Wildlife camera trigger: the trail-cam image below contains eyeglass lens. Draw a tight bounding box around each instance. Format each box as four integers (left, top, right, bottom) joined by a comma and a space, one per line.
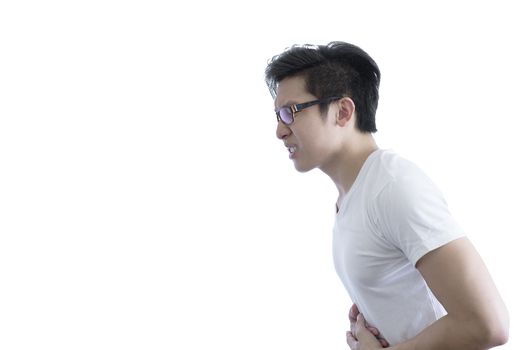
278, 108, 293, 125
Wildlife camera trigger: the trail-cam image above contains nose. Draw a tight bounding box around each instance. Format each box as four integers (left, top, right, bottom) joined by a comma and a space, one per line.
276, 120, 291, 140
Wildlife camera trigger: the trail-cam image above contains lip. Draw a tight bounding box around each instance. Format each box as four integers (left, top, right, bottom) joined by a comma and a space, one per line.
285, 144, 297, 159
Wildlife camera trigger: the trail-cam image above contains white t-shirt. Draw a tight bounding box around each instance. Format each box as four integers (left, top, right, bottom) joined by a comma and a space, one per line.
332, 149, 465, 346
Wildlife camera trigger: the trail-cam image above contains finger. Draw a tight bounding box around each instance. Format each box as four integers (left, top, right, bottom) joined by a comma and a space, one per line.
349, 312, 356, 333
379, 338, 390, 348
356, 314, 366, 329
355, 314, 378, 344
366, 325, 388, 344
366, 326, 379, 337
349, 303, 360, 321
346, 330, 358, 349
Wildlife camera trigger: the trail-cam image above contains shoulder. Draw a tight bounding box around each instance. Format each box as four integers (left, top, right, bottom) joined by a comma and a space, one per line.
368, 150, 440, 205
368, 151, 456, 230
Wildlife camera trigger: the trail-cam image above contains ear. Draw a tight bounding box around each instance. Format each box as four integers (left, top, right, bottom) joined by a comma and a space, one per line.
336, 97, 356, 127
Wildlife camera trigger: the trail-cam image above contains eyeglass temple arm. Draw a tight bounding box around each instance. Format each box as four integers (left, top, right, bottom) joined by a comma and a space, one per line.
294, 97, 343, 112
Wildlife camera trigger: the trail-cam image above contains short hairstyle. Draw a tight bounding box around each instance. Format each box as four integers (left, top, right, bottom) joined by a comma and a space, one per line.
265, 41, 381, 133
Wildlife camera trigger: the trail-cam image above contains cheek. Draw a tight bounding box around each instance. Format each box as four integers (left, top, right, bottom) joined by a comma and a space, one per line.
307, 132, 334, 153
294, 121, 334, 156
299, 139, 332, 167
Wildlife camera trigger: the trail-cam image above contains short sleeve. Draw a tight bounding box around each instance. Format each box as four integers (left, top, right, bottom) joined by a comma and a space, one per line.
373, 168, 466, 266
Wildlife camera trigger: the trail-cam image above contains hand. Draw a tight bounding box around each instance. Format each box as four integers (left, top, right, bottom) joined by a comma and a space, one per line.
348, 304, 389, 349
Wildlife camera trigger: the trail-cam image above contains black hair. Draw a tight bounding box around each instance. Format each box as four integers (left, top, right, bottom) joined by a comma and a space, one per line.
265, 41, 380, 133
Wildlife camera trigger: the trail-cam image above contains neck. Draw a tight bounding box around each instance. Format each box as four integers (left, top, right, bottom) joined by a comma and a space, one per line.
320, 133, 378, 200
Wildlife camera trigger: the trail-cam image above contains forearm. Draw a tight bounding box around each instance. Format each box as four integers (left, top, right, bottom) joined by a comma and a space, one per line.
390, 314, 506, 350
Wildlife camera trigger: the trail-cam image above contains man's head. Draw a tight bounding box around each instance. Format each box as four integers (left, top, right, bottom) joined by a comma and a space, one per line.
265, 41, 381, 133
265, 42, 381, 173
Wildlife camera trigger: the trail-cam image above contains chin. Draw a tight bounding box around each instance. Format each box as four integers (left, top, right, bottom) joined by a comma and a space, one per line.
293, 161, 315, 173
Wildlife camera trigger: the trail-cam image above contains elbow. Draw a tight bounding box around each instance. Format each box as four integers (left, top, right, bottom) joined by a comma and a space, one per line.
476, 308, 510, 348
483, 326, 509, 348
486, 319, 509, 347
493, 330, 509, 347
490, 306, 510, 347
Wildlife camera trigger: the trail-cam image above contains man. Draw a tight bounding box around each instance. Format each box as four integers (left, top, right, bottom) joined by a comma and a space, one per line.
265, 42, 509, 349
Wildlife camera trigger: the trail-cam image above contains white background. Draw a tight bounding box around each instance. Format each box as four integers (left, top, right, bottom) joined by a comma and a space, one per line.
1, 1, 523, 349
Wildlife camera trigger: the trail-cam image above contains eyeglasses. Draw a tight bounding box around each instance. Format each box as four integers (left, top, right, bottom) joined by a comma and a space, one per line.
275, 97, 342, 125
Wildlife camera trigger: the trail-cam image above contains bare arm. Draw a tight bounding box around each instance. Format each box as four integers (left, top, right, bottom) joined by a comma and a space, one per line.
349, 237, 509, 350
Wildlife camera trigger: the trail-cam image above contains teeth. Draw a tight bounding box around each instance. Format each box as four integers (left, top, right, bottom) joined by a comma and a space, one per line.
288, 146, 296, 154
